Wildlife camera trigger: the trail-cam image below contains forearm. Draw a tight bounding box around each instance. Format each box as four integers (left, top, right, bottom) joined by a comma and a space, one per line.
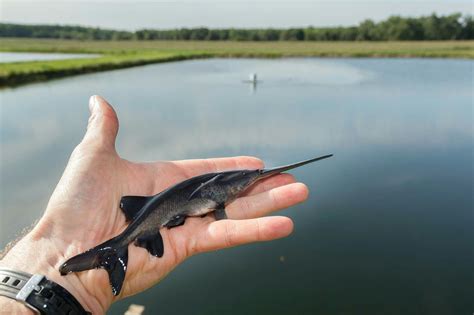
0, 224, 105, 314
0, 295, 34, 314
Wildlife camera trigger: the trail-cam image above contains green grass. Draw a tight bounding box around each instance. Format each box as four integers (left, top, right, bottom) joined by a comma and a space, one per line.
1, 39, 473, 87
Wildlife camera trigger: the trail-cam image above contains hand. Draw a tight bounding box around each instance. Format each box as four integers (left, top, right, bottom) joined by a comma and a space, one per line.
0, 95, 308, 314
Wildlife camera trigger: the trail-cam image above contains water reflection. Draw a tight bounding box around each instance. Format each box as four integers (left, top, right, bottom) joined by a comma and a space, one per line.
0, 58, 472, 314
0, 52, 101, 63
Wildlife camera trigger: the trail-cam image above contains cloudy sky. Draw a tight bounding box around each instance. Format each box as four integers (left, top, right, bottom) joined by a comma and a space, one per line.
0, 0, 472, 30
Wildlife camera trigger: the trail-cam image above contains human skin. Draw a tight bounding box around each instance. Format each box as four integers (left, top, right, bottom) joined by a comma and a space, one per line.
0, 95, 309, 314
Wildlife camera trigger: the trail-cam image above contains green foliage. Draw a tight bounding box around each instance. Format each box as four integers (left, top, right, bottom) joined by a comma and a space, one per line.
1, 13, 472, 41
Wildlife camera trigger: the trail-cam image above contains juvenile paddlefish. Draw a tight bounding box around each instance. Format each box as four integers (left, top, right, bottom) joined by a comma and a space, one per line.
59, 154, 333, 295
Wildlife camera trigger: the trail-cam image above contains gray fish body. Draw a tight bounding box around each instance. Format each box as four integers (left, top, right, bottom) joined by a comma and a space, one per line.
59, 154, 332, 296
117, 170, 260, 244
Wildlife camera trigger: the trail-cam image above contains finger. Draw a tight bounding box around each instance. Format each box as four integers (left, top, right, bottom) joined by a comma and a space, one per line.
172, 156, 264, 177
241, 173, 296, 197
126, 156, 264, 198
193, 216, 293, 253
82, 95, 119, 151
226, 183, 309, 220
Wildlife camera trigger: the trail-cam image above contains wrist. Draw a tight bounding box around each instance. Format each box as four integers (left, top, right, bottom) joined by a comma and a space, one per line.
0, 224, 105, 314
0, 295, 34, 314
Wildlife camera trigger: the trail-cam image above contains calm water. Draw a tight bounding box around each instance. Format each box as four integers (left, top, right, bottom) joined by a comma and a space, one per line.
0, 58, 472, 314
0, 52, 100, 63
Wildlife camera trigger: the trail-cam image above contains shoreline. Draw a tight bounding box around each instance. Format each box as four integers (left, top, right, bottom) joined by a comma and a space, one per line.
1, 39, 473, 87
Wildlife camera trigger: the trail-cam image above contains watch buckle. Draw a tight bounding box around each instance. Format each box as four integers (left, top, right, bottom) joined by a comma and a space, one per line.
16, 274, 44, 302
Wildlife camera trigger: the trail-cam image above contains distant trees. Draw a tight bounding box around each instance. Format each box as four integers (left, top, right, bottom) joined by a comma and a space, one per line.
0, 13, 472, 41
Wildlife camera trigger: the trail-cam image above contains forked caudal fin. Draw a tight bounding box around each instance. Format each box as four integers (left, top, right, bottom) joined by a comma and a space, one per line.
259, 154, 333, 179
59, 241, 128, 296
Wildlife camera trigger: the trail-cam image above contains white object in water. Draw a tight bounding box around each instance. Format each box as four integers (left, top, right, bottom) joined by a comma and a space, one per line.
243, 73, 261, 84
250, 73, 257, 82
124, 304, 145, 315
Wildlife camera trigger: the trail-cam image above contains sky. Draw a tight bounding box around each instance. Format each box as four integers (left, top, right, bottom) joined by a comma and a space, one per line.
0, 0, 472, 30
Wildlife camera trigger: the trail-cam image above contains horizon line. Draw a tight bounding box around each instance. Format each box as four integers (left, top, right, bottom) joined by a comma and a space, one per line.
1, 11, 470, 33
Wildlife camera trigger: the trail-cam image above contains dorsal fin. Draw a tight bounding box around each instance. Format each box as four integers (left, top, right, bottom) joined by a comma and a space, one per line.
188, 174, 224, 201
119, 195, 152, 221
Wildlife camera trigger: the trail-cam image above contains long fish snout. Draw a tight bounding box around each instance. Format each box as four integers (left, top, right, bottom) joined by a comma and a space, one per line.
258, 154, 333, 179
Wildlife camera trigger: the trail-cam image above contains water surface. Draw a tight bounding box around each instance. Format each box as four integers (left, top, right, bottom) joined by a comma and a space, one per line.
0, 52, 100, 63
0, 58, 472, 314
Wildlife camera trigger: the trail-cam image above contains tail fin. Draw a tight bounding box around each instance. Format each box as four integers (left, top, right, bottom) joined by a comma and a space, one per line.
259, 154, 333, 179
59, 242, 128, 296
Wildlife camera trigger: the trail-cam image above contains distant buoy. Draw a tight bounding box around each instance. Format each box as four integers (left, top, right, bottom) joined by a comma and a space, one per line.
242, 73, 261, 84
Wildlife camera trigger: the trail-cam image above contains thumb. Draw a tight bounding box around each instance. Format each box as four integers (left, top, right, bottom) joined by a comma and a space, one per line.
83, 95, 119, 151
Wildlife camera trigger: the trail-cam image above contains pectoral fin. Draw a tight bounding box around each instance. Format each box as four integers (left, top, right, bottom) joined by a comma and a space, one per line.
165, 215, 187, 229
134, 232, 164, 258
120, 195, 153, 221
214, 205, 227, 220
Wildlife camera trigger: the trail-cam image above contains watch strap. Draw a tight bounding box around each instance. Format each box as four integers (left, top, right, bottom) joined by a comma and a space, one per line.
0, 268, 91, 315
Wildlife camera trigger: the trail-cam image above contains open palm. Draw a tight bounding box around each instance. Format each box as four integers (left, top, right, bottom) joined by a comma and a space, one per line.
33, 96, 308, 313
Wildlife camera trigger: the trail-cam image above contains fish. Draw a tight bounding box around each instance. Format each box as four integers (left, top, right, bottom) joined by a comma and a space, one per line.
59, 154, 333, 296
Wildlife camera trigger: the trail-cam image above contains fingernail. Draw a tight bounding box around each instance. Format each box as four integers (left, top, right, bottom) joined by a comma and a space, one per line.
89, 95, 98, 112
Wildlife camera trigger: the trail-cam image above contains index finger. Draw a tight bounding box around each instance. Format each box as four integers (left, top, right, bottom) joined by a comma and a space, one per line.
171, 156, 264, 177
192, 216, 294, 254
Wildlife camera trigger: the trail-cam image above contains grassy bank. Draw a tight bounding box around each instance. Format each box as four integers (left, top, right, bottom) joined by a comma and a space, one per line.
1, 39, 473, 87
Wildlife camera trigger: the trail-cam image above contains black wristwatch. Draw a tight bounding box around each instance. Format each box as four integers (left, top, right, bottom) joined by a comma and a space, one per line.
0, 268, 91, 314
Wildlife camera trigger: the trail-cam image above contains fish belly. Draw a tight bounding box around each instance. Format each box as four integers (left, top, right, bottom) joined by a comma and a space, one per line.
186, 199, 218, 217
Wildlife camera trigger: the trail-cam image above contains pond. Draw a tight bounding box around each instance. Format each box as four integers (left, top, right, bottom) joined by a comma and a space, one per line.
0, 52, 100, 63
0, 58, 472, 314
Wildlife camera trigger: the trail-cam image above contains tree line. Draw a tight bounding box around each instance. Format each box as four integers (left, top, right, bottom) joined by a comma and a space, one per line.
1, 13, 472, 41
